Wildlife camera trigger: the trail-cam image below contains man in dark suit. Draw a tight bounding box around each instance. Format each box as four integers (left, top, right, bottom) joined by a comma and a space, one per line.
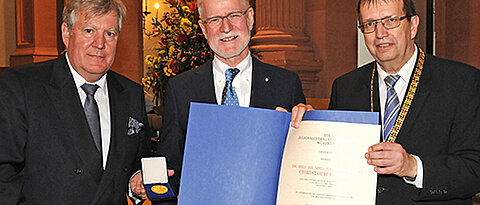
329, 0, 480, 204
129, 0, 312, 202
0, 0, 151, 204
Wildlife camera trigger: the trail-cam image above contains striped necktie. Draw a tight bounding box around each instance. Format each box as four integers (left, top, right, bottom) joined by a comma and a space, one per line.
383, 75, 401, 141
221, 68, 240, 106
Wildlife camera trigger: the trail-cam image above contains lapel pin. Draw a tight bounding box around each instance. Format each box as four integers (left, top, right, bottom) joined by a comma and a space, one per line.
265, 77, 269, 82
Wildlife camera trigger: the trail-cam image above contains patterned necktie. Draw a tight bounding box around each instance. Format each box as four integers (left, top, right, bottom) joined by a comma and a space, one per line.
221, 68, 240, 106
81, 83, 102, 153
383, 75, 401, 142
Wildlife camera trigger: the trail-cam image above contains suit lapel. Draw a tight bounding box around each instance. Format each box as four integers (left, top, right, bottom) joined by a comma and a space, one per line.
360, 63, 380, 113
397, 53, 431, 139
250, 57, 270, 107
44, 55, 104, 183
92, 72, 130, 202
193, 61, 217, 103
373, 66, 381, 113
369, 65, 382, 141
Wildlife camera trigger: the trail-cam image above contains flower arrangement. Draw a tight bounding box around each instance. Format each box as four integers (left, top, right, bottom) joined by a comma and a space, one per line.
142, 0, 213, 107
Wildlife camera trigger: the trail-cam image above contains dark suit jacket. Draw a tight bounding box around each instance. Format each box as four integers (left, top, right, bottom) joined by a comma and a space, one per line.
0, 54, 151, 205
329, 51, 480, 204
156, 56, 306, 198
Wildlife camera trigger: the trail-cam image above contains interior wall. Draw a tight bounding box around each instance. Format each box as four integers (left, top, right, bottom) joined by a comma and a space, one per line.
307, 0, 358, 98
110, 0, 144, 83
414, 0, 427, 50
0, 0, 16, 68
435, 0, 480, 69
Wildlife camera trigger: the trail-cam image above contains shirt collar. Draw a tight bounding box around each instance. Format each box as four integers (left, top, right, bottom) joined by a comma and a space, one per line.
377, 44, 418, 84
212, 51, 252, 75
66, 52, 108, 93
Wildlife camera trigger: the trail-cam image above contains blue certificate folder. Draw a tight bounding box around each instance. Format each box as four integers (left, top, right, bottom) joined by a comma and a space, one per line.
178, 102, 378, 205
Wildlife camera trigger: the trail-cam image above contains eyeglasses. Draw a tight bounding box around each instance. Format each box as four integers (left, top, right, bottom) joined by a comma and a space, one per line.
358, 15, 408, 34
201, 8, 250, 27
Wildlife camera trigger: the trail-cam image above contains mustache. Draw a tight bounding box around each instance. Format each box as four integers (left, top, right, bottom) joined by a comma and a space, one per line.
216, 32, 241, 41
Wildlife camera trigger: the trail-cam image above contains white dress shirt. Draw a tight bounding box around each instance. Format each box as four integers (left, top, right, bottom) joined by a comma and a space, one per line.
376, 45, 423, 188
66, 53, 111, 169
212, 52, 252, 107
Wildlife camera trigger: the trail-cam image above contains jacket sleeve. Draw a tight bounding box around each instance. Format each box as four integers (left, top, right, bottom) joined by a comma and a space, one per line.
328, 78, 338, 110
134, 85, 153, 172
156, 80, 183, 197
417, 70, 480, 201
292, 73, 306, 109
0, 70, 27, 204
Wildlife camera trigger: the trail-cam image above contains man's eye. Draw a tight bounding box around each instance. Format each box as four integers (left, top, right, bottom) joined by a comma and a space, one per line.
229, 13, 242, 19
365, 22, 374, 27
388, 18, 397, 22
106, 32, 116, 37
207, 18, 220, 24
85, 29, 94, 33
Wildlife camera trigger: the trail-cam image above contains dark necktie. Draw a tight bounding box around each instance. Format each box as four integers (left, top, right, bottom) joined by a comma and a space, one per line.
221, 68, 240, 106
383, 75, 401, 141
81, 83, 102, 154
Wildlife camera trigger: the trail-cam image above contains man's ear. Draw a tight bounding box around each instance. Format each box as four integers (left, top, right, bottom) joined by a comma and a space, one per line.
409, 15, 420, 39
198, 20, 208, 41
61, 22, 71, 49
246, 7, 254, 32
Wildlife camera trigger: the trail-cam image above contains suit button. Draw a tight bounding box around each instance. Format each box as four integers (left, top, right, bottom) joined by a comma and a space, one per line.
74, 168, 82, 175
377, 186, 385, 194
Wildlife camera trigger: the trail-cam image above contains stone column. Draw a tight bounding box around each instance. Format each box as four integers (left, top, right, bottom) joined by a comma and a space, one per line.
251, 0, 321, 97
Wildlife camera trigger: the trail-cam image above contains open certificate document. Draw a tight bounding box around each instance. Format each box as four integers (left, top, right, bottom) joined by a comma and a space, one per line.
277, 120, 380, 204
179, 103, 380, 205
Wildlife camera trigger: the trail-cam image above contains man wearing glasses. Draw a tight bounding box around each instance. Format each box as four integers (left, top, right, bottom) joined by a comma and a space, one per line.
329, 0, 480, 204
130, 0, 312, 202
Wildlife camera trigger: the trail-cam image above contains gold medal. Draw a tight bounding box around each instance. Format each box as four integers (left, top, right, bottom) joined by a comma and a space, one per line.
151, 185, 169, 194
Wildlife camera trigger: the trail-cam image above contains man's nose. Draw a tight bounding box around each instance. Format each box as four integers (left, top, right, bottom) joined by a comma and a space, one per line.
92, 33, 106, 49
375, 23, 389, 39
219, 18, 233, 33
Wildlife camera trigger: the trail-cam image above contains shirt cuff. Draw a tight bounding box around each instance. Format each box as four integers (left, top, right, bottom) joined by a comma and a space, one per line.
403, 154, 423, 188
128, 170, 143, 204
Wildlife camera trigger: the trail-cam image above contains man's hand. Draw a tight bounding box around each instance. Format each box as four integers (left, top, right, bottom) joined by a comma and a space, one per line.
130, 170, 175, 200
276, 103, 314, 128
130, 172, 147, 200
365, 142, 417, 178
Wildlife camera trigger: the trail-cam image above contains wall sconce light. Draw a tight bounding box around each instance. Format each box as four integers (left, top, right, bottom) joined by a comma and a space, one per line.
155, 3, 160, 19
142, 0, 152, 30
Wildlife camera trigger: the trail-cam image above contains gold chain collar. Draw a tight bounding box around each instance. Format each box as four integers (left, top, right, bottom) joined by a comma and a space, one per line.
370, 48, 425, 143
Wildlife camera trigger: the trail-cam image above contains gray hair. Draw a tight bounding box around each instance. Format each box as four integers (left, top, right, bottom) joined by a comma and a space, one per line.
198, 0, 250, 19
62, 0, 126, 32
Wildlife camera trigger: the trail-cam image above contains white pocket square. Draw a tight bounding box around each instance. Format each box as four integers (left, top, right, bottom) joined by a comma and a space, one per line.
127, 117, 144, 136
